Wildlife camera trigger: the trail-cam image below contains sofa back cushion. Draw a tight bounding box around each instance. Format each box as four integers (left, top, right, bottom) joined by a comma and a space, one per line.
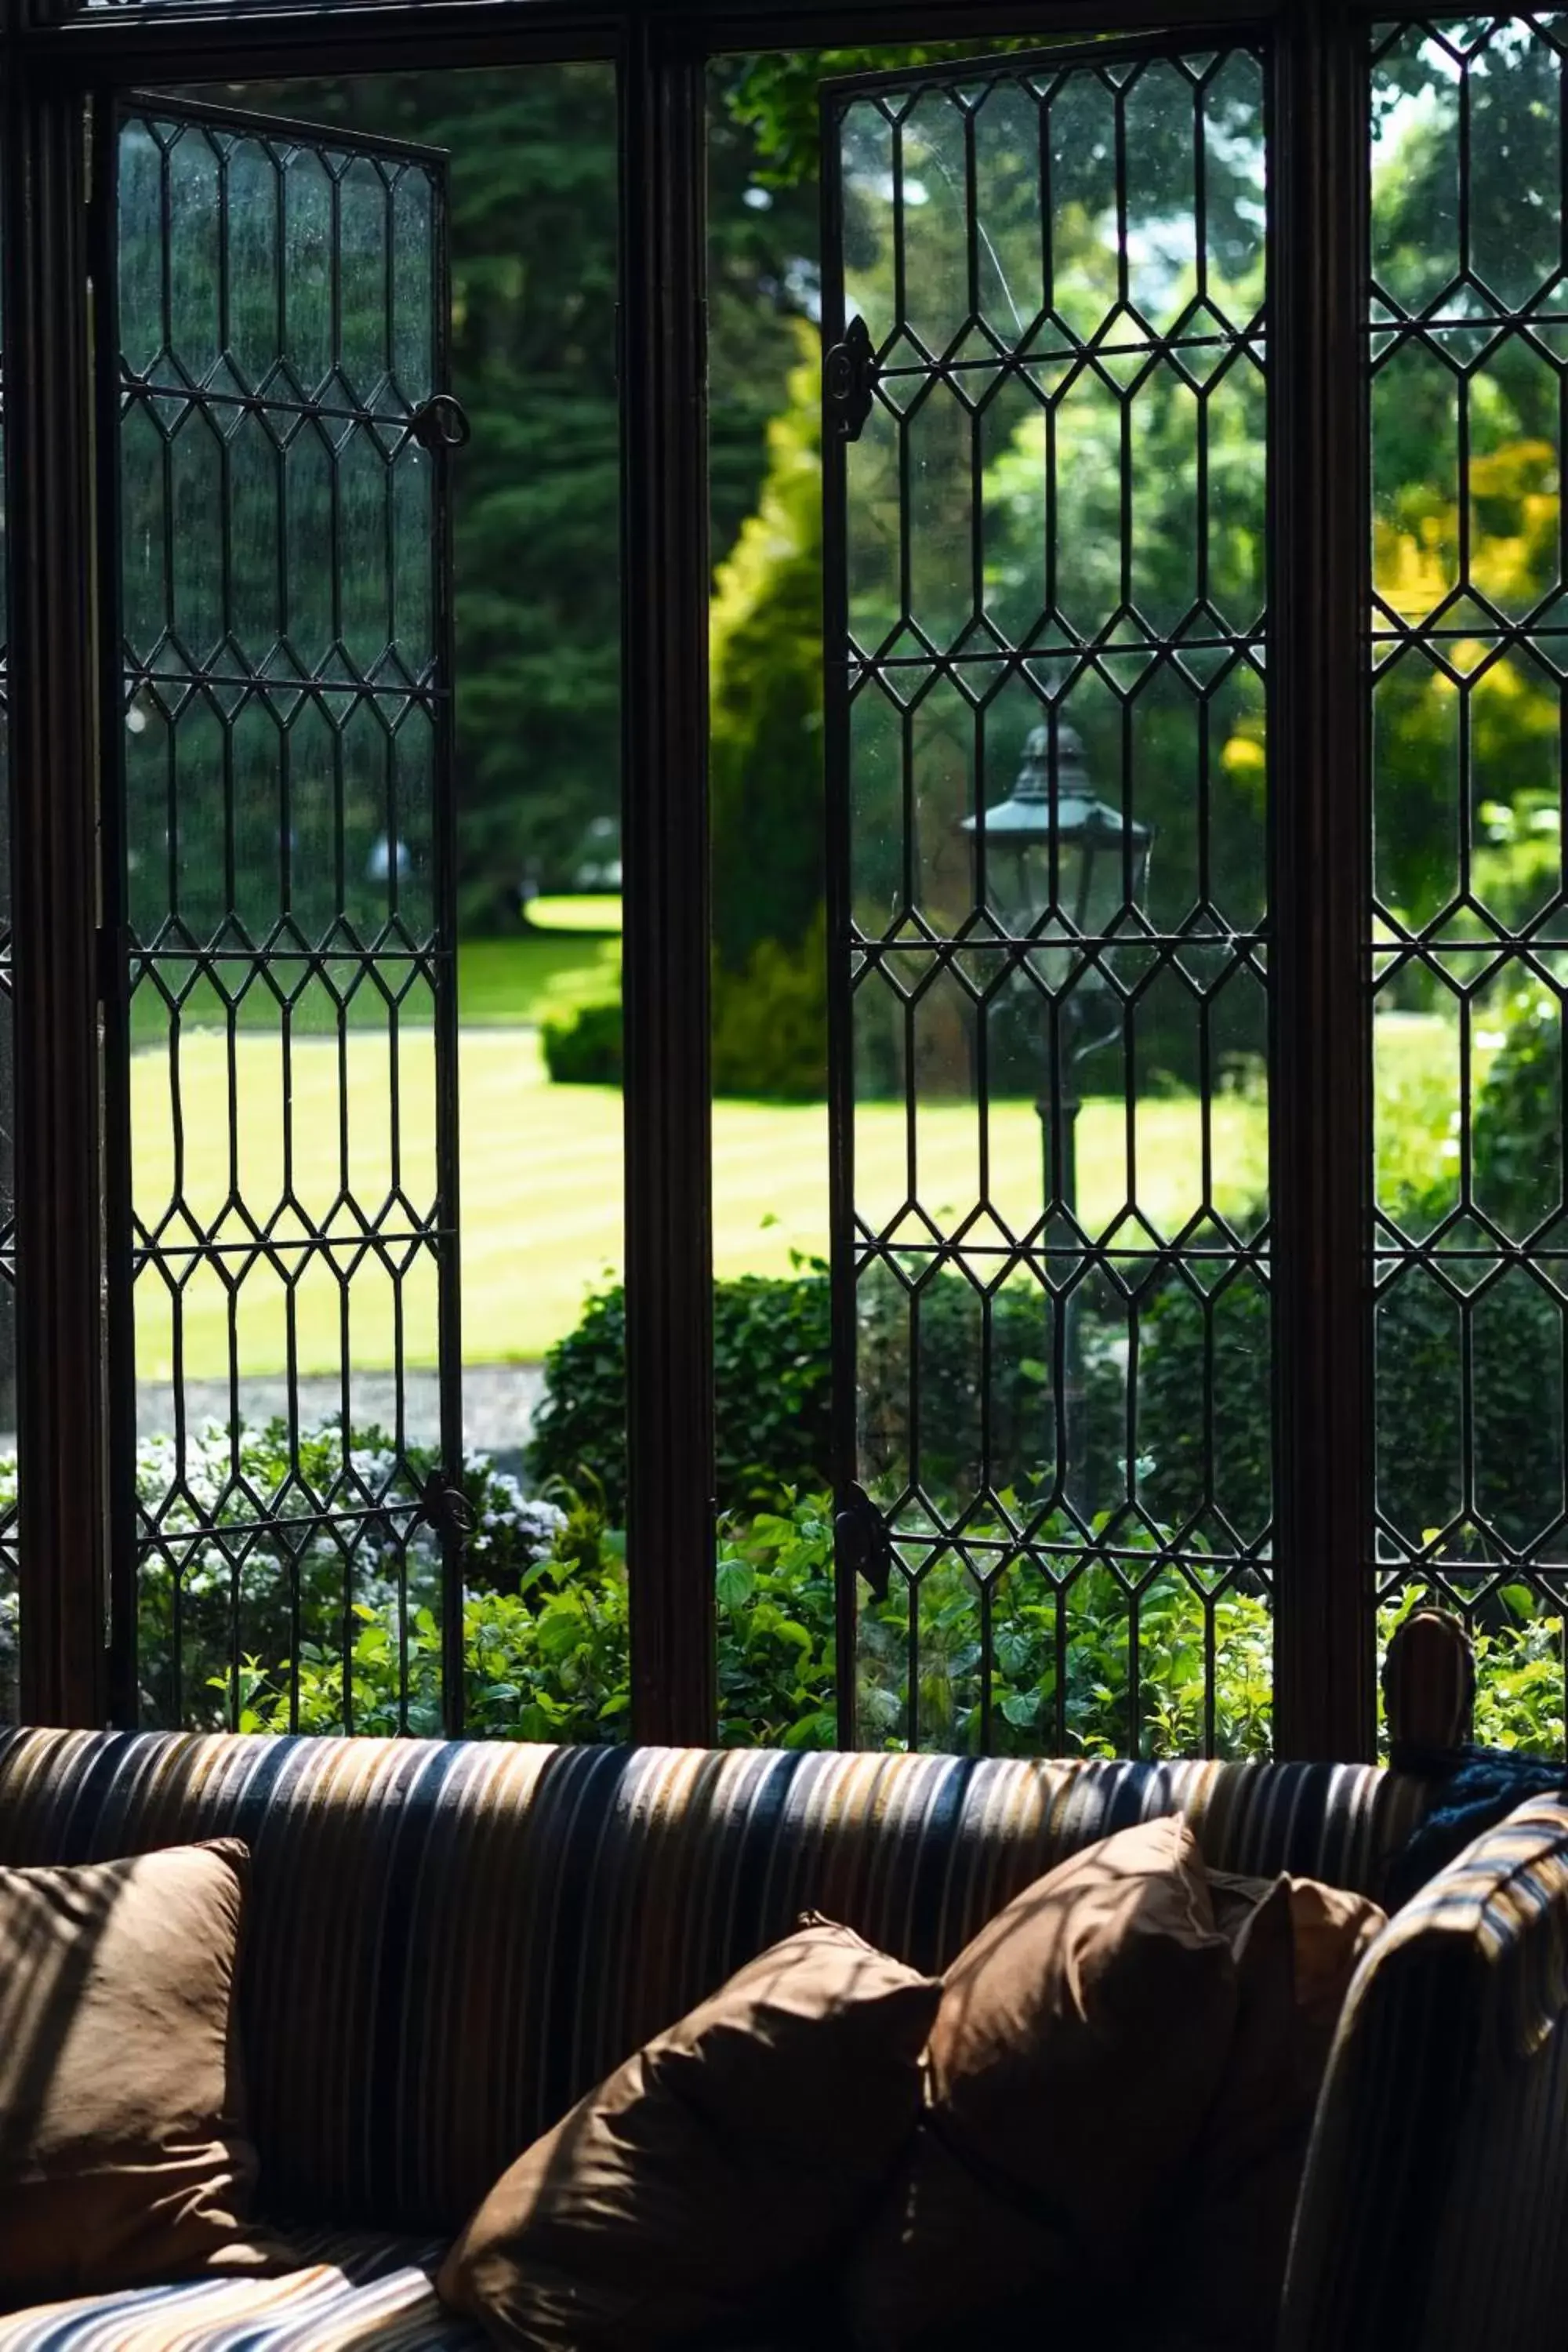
0, 1730, 1427, 2237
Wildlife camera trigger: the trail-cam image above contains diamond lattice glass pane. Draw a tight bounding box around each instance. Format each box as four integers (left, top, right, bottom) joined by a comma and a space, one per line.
830, 46, 1272, 1759
0, 226, 14, 1717
115, 102, 458, 1733
1371, 20, 1568, 1741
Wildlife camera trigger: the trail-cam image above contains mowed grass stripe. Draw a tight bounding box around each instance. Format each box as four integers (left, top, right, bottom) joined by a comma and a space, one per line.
130, 1030, 1269, 1379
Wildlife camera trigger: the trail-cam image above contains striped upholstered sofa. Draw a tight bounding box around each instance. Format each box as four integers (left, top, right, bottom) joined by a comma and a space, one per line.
0, 1730, 1563, 2349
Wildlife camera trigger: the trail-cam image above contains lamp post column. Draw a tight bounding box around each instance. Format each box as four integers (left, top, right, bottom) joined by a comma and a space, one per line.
1041, 993, 1085, 1518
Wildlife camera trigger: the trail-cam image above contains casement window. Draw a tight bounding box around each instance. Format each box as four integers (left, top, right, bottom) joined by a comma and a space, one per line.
103, 98, 464, 1730
0, 3, 1559, 1765
822, 42, 1275, 1757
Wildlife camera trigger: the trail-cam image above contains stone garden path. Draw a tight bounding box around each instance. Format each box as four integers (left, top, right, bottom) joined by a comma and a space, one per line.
132, 1363, 548, 1479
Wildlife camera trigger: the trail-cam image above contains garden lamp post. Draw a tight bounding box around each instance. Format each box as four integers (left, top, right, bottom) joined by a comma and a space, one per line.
961, 724, 1152, 1501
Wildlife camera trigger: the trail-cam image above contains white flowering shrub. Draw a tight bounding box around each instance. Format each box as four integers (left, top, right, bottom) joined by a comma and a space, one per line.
0, 1418, 621, 1739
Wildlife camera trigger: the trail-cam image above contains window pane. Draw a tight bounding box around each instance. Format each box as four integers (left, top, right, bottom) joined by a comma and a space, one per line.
119, 71, 626, 1740
0, 256, 15, 1725
1371, 16, 1568, 1755
707, 64, 835, 1750
832, 50, 1272, 1758
118, 106, 455, 1732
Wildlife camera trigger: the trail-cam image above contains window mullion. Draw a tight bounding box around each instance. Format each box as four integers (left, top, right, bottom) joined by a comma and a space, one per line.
4, 75, 108, 1728
619, 19, 717, 1744
1270, 0, 1374, 1759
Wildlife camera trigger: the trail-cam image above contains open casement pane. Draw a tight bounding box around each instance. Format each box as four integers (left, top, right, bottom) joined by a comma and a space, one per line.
1369, 17, 1568, 1756
0, 258, 14, 1724
822, 42, 1273, 1759
104, 96, 464, 1733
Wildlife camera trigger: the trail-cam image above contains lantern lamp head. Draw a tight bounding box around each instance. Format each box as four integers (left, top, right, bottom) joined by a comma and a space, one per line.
960, 724, 1152, 940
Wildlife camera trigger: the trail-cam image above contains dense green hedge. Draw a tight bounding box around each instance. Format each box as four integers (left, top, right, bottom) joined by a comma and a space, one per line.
717, 985, 1568, 1562
529, 1276, 835, 1519
114, 1443, 1563, 1758
19, 1410, 1554, 1757
530, 1267, 1130, 1521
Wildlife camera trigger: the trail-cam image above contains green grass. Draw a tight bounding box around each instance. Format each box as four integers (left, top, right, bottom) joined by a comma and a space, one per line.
1374, 1007, 1498, 1211
129, 989, 1465, 1381
128, 935, 617, 1045
521, 895, 623, 935
130, 1027, 1271, 1380
459, 936, 618, 1025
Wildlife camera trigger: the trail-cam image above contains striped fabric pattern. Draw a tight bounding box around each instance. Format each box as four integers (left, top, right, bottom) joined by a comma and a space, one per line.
0, 1730, 1428, 2241
0, 2229, 481, 2351
1282, 1794, 1568, 2352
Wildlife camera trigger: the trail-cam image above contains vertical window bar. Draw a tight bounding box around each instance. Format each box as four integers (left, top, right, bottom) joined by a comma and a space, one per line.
89, 88, 141, 1730
8, 78, 108, 1727
619, 20, 717, 1745
431, 143, 464, 1732
1271, 2, 1374, 1756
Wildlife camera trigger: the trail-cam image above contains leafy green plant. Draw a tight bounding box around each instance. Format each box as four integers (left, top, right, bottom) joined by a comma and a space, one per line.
717, 1492, 837, 1749
116, 1417, 573, 1735
853, 1529, 1274, 1762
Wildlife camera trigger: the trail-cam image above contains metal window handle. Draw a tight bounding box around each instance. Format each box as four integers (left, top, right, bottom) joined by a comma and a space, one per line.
824, 315, 876, 444
411, 394, 472, 455
420, 1472, 476, 1544
835, 1481, 891, 1600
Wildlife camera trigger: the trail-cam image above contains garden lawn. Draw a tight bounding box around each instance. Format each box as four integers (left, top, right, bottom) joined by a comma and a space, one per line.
126, 935, 618, 1046
130, 1026, 1272, 1380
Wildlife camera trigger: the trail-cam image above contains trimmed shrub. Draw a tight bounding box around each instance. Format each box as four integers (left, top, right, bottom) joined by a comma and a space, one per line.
528, 1276, 834, 1519
856, 1267, 1126, 1515
1138, 1275, 1274, 1544
543, 923, 828, 1102
531, 1268, 1129, 1522
541, 996, 622, 1085
711, 916, 829, 1100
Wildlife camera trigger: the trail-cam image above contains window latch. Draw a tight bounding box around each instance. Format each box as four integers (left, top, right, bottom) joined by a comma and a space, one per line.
420, 1471, 476, 1548
835, 1481, 891, 1600
824, 314, 877, 445
410, 394, 472, 456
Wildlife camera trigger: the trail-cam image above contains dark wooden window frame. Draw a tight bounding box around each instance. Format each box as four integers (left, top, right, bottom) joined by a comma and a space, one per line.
1, 0, 1383, 1756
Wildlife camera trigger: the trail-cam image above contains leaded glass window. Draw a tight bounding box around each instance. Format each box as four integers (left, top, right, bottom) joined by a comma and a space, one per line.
822, 43, 1272, 1757
1371, 16, 1568, 1750
104, 98, 463, 1731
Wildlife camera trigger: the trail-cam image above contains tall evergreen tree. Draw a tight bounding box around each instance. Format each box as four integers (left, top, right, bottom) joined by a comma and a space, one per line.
209, 63, 818, 929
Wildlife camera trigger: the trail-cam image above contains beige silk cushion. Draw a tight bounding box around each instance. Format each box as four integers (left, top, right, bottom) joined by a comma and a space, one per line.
848, 1814, 1240, 2350
0, 1838, 279, 2303
439, 1916, 942, 2350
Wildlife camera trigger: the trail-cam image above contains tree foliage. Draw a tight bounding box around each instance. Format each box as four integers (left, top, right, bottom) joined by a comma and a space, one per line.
208, 64, 819, 929
710, 321, 825, 977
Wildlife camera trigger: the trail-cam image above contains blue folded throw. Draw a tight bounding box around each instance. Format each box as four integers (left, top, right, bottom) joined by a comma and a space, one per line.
1384, 1740, 1568, 1913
